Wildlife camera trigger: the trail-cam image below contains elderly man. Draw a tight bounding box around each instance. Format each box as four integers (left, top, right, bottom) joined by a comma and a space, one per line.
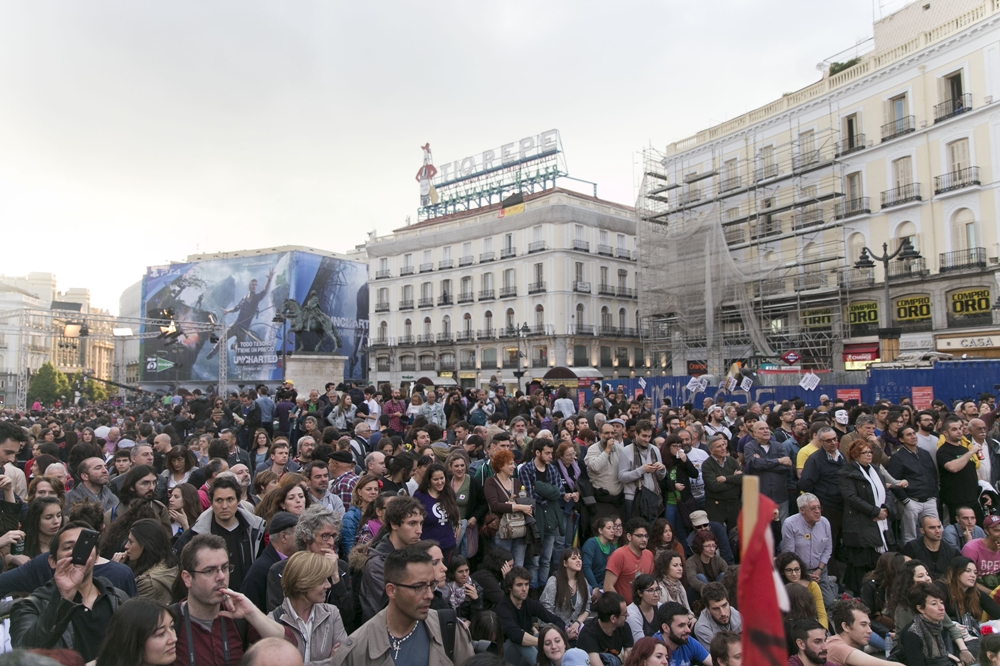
970, 418, 1000, 490
419, 390, 446, 428
744, 420, 793, 522
365, 450, 387, 478
585, 423, 625, 522
782, 493, 836, 606
264, 505, 354, 629
839, 415, 887, 468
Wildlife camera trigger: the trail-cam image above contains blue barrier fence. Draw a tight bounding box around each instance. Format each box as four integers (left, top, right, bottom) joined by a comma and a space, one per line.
574, 360, 1000, 408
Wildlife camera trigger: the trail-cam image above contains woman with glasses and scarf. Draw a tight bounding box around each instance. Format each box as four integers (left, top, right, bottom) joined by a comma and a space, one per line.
839, 439, 892, 596
901, 582, 957, 666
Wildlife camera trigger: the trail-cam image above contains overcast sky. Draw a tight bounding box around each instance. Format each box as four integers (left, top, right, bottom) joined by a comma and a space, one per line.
1, 0, 902, 313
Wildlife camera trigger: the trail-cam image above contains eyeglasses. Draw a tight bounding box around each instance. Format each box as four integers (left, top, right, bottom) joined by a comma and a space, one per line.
389, 580, 439, 594
643, 587, 661, 594
784, 566, 801, 574
189, 564, 234, 577
315, 531, 339, 543
858, 450, 873, 455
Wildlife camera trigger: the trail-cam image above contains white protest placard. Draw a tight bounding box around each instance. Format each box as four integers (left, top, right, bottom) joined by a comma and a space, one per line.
698, 377, 710, 393
638, 377, 647, 389
726, 377, 738, 392
799, 373, 820, 391
686, 376, 703, 392
740, 376, 753, 392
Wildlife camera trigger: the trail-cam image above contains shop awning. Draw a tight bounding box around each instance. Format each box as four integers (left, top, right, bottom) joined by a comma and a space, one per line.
542, 366, 604, 380
843, 343, 880, 362
415, 375, 458, 387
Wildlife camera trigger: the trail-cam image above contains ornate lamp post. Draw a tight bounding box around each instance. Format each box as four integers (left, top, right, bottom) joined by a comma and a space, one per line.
854, 239, 922, 362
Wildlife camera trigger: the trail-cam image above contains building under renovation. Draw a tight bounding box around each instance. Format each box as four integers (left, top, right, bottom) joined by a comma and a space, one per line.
638, 0, 1000, 377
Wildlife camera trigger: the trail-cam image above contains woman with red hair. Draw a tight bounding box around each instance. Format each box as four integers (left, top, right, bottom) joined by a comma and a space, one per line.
483, 449, 534, 567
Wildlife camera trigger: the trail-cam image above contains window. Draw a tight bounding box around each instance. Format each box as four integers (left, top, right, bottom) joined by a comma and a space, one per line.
404, 319, 412, 336
379, 258, 388, 272
423, 318, 432, 335
575, 262, 584, 282
441, 316, 450, 335
402, 285, 413, 301
616, 347, 630, 366
600, 266, 609, 286
618, 308, 627, 330
890, 94, 908, 122
535, 305, 544, 328
617, 233, 626, 250
503, 268, 515, 289
848, 233, 867, 262
482, 273, 493, 291
573, 345, 589, 367
403, 253, 412, 268
576, 303, 585, 327
798, 130, 815, 165
635, 348, 645, 368
601, 307, 611, 328
599, 230, 608, 245
506, 308, 515, 331
484, 311, 493, 331
600, 346, 612, 367
461, 276, 472, 295
892, 157, 913, 189
532, 226, 542, 242
842, 113, 860, 146
442, 246, 451, 261
423, 249, 432, 263
758, 146, 775, 178
378, 287, 388, 304
462, 242, 472, 256
723, 158, 738, 184
503, 233, 513, 251
896, 221, 918, 252
948, 139, 969, 173
462, 313, 472, 333
617, 270, 627, 290
421, 282, 432, 299
441, 279, 451, 299
945, 72, 964, 104
846, 172, 863, 201
952, 208, 977, 250
575, 224, 584, 240
483, 237, 493, 252
482, 348, 497, 367
533, 263, 543, 283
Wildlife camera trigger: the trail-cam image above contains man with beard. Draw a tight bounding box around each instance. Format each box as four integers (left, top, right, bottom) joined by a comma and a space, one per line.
915, 410, 939, 457
789, 619, 834, 666
620, 420, 666, 523
170, 534, 288, 666
66, 457, 119, 513
653, 601, 710, 666
383, 388, 408, 437
693, 583, 742, 646
585, 424, 625, 522
293, 435, 316, 467
107, 465, 170, 528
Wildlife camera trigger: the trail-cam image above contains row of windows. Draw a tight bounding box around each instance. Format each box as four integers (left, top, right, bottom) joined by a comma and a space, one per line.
377, 345, 648, 370
373, 306, 642, 339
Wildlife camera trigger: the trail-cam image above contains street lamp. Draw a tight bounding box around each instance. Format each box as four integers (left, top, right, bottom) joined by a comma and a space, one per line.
854, 239, 922, 361
272, 306, 294, 383
514, 321, 530, 393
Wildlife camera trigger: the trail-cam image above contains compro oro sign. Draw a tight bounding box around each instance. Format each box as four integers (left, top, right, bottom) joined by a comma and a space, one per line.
848, 301, 879, 336
895, 294, 932, 332
947, 288, 992, 328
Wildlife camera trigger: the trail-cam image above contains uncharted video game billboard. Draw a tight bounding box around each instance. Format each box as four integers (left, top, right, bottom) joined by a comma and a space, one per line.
140, 251, 368, 387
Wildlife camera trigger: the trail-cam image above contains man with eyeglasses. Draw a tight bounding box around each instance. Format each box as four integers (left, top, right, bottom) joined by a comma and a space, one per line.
887, 424, 939, 543
173, 476, 266, 592
799, 426, 847, 577
604, 518, 653, 600
334, 545, 474, 666
265, 505, 354, 630
495, 565, 565, 666
782, 493, 836, 607
171, 533, 290, 666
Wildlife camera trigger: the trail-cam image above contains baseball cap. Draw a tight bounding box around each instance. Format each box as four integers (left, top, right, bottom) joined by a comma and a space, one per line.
562, 649, 591, 666
690, 510, 709, 527
268, 511, 299, 535
116, 439, 136, 449
608, 418, 626, 426
834, 409, 849, 425
985, 515, 1000, 530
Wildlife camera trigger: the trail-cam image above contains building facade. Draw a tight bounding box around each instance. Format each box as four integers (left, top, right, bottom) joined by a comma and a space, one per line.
639, 0, 1000, 374
366, 188, 640, 390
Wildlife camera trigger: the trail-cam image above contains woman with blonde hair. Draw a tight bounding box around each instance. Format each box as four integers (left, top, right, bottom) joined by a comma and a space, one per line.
269, 551, 348, 665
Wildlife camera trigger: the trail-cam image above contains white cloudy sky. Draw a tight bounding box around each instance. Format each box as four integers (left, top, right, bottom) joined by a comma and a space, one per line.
1, 0, 901, 313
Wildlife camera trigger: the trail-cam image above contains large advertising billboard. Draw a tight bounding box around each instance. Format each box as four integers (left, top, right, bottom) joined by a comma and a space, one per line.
141, 251, 368, 386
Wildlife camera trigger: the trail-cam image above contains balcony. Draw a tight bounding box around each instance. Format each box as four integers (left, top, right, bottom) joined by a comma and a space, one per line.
837, 134, 866, 156
755, 218, 781, 238
794, 272, 828, 291
498, 327, 521, 339
528, 241, 546, 254
499, 286, 517, 298
724, 226, 746, 245
455, 330, 474, 342
881, 115, 915, 141
940, 247, 987, 272
834, 197, 871, 219
678, 190, 701, 206
573, 239, 590, 252
480, 251, 495, 263
437, 294, 452, 306
502, 359, 519, 369
617, 286, 636, 299
419, 359, 436, 371
840, 267, 875, 289
793, 150, 823, 172
574, 325, 595, 335
599, 326, 639, 338
460, 361, 477, 370
439, 259, 453, 270
439, 358, 456, 371
374, 302, 390, 313
371, 336, 389, 347
531, 359, 548, 368
754, 164, 778, 182
573, 281, 591, 293
457, 292, 474, 304
400, 361, 416, 371
417, 334, 435, 345
398, 335, 416, 345
478, 289, 495, 301
598, 244, 614, 257
436, 332, 453, 343
419, 263, 434, 273
375, 269, 392, 280
752, 278, 785, 298
888, 257, 928, 280
615, 247, 630, 259
934, 166, 980, 194
881, 183, 921, 208
528, 281, 547, 294
934, 94, 971, 123
500, 247, 516, 259
477, 328, 496, 340
719, 175, 742, 192
400, 266, 414, 276
399, 300, 414, 310
459, 255, 474, 267
598, 283, 616, 296
418, 297, 434, 308
376, 360, 391, 372
792, 207, 824, 230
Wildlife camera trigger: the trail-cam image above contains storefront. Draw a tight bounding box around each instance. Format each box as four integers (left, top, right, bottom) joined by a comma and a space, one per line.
935, 330, 1000, 358
843, 342, 880, 370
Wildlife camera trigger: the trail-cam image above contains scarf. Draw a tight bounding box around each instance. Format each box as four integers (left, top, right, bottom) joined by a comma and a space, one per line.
909, 614, 947, 661
660, 578, 687, 608
937, 434, 980, 469
558, 459, 580, 491
858, 463, 888, 552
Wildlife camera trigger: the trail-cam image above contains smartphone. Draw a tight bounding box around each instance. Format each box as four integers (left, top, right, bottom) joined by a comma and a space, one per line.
71, 528, 100, 566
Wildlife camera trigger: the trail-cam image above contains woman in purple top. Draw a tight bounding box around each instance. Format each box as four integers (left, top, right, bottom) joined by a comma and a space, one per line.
414, 463, 460, 562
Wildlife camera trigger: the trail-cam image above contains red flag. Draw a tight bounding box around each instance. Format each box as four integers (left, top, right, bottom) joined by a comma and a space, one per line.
738, 492, 787, 666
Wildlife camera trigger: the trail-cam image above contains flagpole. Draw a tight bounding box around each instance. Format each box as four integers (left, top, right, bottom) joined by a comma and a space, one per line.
740, 474, 759, 559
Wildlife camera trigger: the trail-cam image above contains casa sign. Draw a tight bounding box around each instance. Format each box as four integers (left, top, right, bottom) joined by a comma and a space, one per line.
936, 332, 1000, 350
434, 130, 561, 185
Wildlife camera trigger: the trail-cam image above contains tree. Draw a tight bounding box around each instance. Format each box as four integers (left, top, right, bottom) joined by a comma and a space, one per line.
27, 362, 71, 406
83, 379, 108, 403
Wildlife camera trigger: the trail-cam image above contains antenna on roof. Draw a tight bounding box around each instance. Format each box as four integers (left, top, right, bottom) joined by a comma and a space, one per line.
405, 215, 411, 226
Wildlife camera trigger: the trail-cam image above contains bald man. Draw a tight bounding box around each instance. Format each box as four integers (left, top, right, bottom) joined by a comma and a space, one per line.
969, 418, 1000, 489
240, 637, 303, 666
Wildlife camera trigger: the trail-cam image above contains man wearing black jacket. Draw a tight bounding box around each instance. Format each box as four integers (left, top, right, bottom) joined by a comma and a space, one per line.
798, 427, 846, 580
495, 566, 565, 666
235, 393, 262, 450
240, 511, 297, 610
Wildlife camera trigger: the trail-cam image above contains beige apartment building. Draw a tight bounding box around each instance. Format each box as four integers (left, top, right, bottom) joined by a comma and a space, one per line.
639, 0, 1000, 375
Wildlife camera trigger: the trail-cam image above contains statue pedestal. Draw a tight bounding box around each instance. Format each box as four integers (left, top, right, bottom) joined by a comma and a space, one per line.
285, 353, 348, 392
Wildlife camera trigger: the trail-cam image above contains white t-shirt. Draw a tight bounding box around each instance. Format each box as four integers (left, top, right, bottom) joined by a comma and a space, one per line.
685, 447, 709, 499
554, 398, 577, 418
916, 431, 939, 459
365, 398, 380, 428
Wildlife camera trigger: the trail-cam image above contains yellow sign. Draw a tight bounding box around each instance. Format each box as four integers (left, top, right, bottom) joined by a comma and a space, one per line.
950, 288, 992, 315
498, 203, 525, 218
896, 295, 931, 321
848, 301, 879, 325
802, 309, 832, 329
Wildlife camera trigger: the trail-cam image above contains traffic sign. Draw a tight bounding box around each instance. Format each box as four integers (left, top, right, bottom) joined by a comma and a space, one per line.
781, 351, 801, 365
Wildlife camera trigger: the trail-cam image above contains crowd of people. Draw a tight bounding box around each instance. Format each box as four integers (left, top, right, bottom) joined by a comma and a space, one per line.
1, 379, 1000, 666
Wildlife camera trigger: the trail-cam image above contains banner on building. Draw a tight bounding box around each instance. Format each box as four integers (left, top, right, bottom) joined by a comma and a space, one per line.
848, 301, 880, 336
947, 287, 992, 328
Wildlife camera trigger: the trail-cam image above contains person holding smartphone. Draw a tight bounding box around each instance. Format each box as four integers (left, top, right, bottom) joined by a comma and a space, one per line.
10, 521, 130, 662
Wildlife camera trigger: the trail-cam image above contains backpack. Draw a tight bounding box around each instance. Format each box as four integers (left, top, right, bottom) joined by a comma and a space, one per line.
469, 408, 487, 427
438, 608, 457, 663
